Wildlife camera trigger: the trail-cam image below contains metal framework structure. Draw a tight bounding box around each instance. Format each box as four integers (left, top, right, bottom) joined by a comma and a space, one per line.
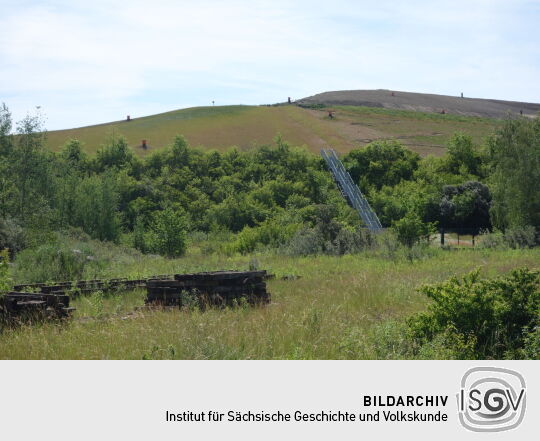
320, 148, 383, 231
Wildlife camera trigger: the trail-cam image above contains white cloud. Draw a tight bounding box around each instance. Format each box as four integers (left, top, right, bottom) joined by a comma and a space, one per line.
0, 0, 538, 129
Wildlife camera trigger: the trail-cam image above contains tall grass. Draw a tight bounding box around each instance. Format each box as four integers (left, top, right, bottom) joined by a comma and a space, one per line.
1, 248, 538, 359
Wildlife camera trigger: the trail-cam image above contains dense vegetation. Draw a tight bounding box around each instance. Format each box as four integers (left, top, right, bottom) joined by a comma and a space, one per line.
1, 103, 538, 262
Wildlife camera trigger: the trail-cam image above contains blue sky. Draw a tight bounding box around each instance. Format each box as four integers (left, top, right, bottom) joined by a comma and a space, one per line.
1, 0, 539, 130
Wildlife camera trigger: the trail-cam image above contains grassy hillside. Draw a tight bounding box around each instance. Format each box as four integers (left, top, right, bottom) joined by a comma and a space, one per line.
45, 104, 502, 157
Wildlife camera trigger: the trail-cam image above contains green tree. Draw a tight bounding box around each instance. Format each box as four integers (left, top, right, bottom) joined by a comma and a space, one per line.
59, 139, 88, 169
95, 135, 133, 171
0, 248, 12, 293
344, 141, 420, 191
488, 118, 540, 229
72, 173, 121, 242
148, 208, 187, 257
392, 212, 434, 248
445, 133, 481, 176
10, 112, 53, 221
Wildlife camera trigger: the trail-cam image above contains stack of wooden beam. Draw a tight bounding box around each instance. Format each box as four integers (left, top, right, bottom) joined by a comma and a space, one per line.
145, 270, 270, 308
0, 291, 74, 322
11, 276, 174, 298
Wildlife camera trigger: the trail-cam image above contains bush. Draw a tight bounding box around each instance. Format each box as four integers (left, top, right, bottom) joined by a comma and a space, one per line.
13, 243, 106, 283
504, 225, 537, 249
286, 228, 324, 256
408, 268, 540, 359
0, 248, 12, 292
478, 229, 506, 249
146, 208, 187, 258
479, 226, 537, 250
330, 228, 375, 255
392, 213, 434, 248
0, 217, 25, 256
226, 218, 300, 255
521, 324, 540, 359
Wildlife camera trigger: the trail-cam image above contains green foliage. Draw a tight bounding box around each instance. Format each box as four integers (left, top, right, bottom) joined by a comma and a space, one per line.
408, 268, 540, 359
488, 117, 540, 229
343, 140, 420, 191
0, 217, 26, 256
59, 139, 88, 169
146, 208, 187, 258
503, 226, 537, 249
286, 205, 374, 256
439, 181, 491, 230
71, 173, 121, 242
13, 243, 105, 283
226, 218, 301, 255
392, 213, 434, 248
0, 100, 537, 262
480, 226, 537, 250
95, 135, 133, 171
445, 133, 482, 176
0, 248, 12, 293
132, 217, 148, 253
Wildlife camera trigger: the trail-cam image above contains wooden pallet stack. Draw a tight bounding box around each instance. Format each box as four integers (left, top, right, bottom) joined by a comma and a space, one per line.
145, 270, 270, 308
0, 291, 74, 322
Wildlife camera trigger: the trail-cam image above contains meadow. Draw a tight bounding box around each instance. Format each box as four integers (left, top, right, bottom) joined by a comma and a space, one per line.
1, 246, 538, 360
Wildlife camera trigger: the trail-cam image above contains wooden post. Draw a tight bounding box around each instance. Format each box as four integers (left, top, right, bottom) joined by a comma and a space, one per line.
440, 228, 445, 246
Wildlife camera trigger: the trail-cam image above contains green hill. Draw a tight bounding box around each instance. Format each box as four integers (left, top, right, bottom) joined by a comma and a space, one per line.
45, 103, 503, 157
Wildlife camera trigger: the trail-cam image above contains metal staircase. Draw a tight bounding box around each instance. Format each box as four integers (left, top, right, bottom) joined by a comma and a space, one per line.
320, 148, 383, 231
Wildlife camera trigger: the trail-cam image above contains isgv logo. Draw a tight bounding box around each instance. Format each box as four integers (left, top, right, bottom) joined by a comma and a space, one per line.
457, 367, 526, 432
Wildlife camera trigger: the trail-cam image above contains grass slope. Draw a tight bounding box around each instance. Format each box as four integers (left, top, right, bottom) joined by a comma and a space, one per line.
1, 248, 538, 359
45, 104, 502, 158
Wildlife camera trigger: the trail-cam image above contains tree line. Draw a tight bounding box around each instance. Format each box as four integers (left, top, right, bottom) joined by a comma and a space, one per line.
1, 102, 539, 257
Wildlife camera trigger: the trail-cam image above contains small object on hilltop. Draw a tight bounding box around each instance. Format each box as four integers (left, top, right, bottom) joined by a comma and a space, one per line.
127, 115, 131, 121
145, 270, 271, 309
139, 139, 150, 150
461, 92, 463, 98
391, 91, 395, 96
212, 100, 215, 106
520, 109, 523, 115
441, 109, 446, 114
328, 110, 334, 119
288, 97, 291, 104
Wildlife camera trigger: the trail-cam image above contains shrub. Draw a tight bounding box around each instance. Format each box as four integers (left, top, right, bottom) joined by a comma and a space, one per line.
147, 208, 187, 258
286, 228, 324, 256
408, 268, 540, 359
522, 324, 540, 359
392, 213, 434, 248
13, 243, 106, 283
132, 217, 148, 253
227, 219, 300, 254
0, 217, 25, 256
0, 248, 12, 292
478, 229, 506, 249
504, 226, 537, 249
330, 227, 375, 255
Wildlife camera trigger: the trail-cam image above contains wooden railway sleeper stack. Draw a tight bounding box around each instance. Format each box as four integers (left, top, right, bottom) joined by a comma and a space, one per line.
145, 270, 271, 309
0, 292, 75, 323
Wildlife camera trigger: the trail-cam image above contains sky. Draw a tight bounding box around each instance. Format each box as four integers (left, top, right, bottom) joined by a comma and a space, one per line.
1, 0, 539, 130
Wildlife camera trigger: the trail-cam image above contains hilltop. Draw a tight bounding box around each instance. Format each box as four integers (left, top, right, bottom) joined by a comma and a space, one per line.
43, 89, 539, 157
298, 89, 540, 118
